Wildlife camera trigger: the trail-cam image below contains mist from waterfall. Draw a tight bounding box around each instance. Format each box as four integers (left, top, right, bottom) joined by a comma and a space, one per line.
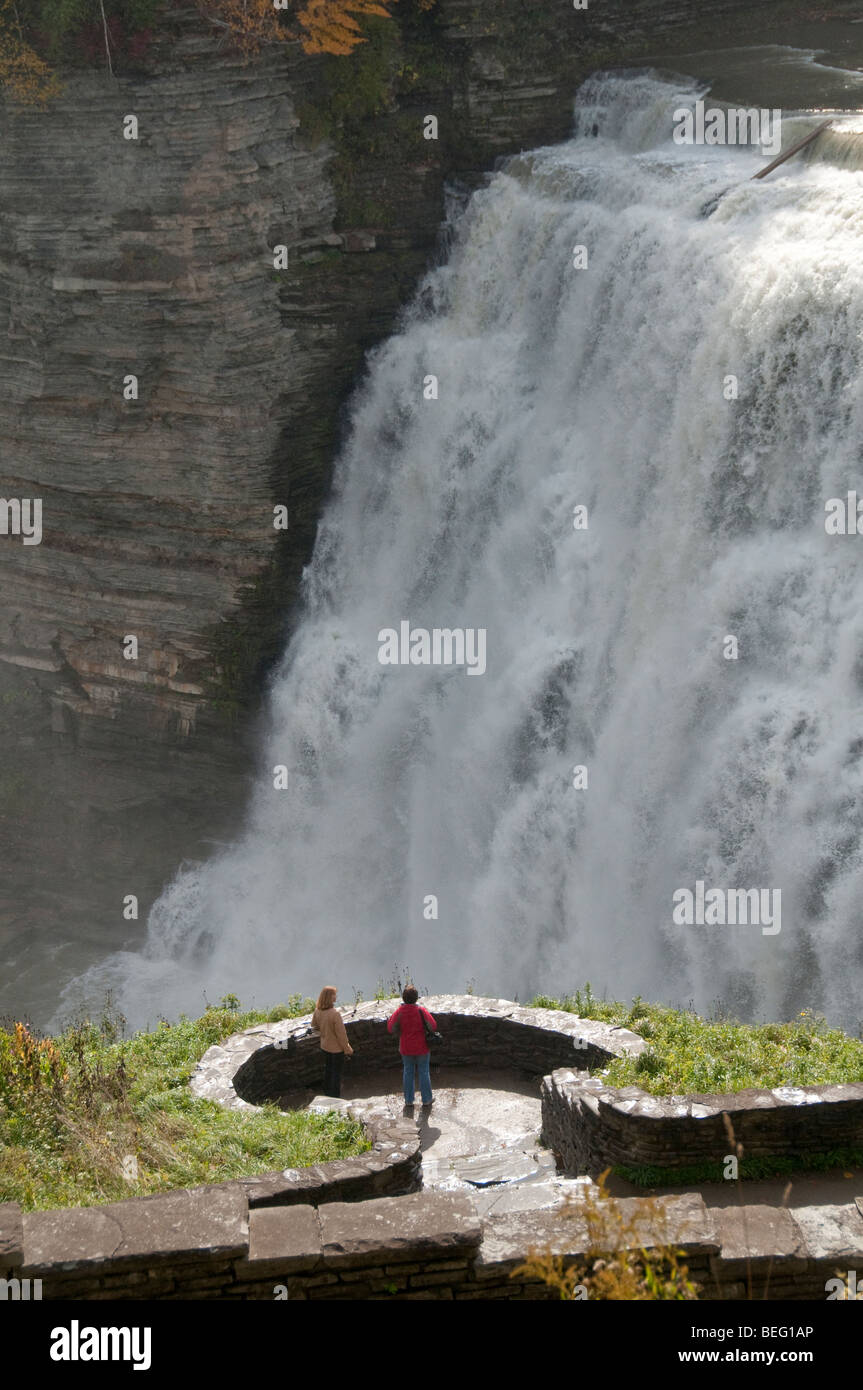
63, 72, 863, 1033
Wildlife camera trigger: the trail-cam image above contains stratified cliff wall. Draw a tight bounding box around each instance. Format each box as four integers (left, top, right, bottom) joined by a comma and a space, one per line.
0, 0, 811, 1018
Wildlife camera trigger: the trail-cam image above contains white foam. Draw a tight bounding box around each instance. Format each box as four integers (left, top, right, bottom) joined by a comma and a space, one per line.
61, 74, 863, 1031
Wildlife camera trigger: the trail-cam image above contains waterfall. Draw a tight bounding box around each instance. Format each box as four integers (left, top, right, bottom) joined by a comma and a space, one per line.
65, 72, 863, 1032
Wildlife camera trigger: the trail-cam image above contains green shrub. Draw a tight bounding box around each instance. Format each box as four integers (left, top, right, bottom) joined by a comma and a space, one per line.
0, 994, 366, 1211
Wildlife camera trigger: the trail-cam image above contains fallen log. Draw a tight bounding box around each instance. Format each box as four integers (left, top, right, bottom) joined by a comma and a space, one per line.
751, 118, 833, 180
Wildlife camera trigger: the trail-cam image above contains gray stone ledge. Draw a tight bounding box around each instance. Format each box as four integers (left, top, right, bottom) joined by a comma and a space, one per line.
475, 1191, 718, 1276
21, 1183, 248, 1277
319, 1191, 482, 1269
235, 1205, 322, 1280
712, 1205, 808, 1277
789, 1202, 863, 1263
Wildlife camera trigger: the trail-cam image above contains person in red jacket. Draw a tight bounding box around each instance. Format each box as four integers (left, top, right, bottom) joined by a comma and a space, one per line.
387, 986, 436, 1109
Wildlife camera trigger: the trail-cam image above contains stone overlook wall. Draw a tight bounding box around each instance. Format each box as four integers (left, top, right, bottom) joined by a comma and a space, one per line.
542, 1069, 863, 1176
1, 1000, 862, 1300
190, 996, 641, 1206
190, 994, 646, 1108
4, 1180, 863, 1301
0, 1185, 714, 1301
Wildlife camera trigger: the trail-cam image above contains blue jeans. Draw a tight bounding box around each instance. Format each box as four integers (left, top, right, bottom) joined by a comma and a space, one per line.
402, 1052, 432, 1104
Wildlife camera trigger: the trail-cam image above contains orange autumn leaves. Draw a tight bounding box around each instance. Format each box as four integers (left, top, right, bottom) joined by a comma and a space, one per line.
200, 0, 402, 57
0, 1022, 68, 1099
0, 0, 62, 105
296, 0, 397, 56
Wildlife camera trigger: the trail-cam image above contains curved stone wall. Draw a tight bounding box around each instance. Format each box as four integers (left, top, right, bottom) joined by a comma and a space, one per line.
542, 1068, 863, 1177
191, 995, 645, 1111
238, 1099, 423, 1210
189, 995, 644, 1206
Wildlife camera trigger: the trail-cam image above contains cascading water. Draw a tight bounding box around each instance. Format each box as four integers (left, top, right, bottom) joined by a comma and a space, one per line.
65, 72, 863, 1032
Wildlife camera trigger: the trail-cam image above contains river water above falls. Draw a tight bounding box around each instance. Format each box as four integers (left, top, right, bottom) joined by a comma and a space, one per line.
64, 67, 863, 1034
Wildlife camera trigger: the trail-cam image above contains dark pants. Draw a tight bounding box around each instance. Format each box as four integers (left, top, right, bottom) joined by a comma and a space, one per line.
323, 1051, 344, 1098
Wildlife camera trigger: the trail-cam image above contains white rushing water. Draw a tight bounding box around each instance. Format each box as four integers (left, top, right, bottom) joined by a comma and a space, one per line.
66, 72, 863, 1031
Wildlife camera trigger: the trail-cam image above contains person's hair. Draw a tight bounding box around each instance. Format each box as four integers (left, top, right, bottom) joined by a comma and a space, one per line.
403, 986, 418, 1005
316, 986, 337, 1010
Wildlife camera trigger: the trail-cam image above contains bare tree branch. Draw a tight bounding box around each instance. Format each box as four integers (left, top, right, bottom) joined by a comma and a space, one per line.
196, 10, 236, 29
98, 0, 114, 79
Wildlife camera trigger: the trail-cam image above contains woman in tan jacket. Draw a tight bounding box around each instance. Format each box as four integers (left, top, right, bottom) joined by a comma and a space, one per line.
311, 986, 354, 1098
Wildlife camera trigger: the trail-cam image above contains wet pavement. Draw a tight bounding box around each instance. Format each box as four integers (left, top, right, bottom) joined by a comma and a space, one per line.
286, 1064, 584, 1212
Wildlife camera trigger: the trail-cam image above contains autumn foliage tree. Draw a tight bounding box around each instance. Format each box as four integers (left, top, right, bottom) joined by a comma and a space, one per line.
293, 0, 397, 56
0, 0, 63, 104
197, 0, 401, 57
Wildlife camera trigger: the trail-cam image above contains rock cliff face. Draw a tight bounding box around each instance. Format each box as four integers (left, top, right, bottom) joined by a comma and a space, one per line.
0, 0, 809, 1017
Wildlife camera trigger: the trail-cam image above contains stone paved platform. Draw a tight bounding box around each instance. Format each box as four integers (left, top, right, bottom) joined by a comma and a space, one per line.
291, 1065, 571, 1204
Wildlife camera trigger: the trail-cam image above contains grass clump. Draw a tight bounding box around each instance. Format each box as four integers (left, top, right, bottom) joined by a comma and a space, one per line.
512, 1168, 699, 1300
614, 1146, 863, 1189
0, 994, 370, 1211
528, 985, 863, 1096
